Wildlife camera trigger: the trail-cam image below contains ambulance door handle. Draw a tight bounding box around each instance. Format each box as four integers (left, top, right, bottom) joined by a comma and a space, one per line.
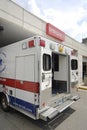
9, 90, 13, 95
42, 73, 45, 82
46, 78, 50, 87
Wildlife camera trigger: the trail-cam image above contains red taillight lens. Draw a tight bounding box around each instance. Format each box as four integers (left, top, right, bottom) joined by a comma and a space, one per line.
40, 40, 45, 47
28, 40, 35, 47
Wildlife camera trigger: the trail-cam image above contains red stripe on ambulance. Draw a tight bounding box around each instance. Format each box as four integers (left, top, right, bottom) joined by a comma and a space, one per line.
0, 77, 39, 93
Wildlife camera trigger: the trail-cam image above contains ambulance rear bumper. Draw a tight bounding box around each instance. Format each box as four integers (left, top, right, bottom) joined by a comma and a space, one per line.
39, 95, 79, 121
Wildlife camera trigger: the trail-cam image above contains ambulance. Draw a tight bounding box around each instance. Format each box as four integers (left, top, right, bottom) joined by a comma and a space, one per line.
0, 36, 79, 121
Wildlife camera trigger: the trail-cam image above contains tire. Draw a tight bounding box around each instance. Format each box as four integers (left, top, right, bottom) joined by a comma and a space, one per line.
1, 95, 10, 112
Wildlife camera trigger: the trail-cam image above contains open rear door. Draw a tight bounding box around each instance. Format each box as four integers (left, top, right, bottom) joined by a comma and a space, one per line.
70, 55, 78, 83
39, 47, 52, 109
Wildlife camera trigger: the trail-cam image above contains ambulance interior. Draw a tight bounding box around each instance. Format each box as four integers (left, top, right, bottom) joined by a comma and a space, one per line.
52, 52, 69, 95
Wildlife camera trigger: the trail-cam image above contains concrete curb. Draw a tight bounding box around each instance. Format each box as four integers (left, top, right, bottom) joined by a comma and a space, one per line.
78, 86, 87, 91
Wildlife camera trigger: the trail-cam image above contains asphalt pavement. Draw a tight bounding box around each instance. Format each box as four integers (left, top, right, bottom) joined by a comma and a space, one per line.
0, 90, 87, 130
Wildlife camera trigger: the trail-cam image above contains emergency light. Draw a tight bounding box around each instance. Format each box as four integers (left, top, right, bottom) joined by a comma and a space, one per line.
28, 40, 35, 47
39, 40, 45, 47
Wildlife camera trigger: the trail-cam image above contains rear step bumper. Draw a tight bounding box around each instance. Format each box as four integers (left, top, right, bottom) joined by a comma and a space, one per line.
40, 95, 79, 121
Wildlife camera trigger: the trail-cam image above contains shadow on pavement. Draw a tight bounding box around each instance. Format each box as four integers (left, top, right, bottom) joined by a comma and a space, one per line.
32, 107, 75, 130
0, 106, 75, 130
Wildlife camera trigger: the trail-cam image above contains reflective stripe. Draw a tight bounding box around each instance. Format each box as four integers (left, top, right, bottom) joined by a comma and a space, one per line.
0, 77, 39, 93
9, 96, 38, 115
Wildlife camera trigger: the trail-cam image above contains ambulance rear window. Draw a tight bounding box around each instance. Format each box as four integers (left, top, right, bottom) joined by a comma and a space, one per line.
43, 54, 51, 71
71, 59, 78, 70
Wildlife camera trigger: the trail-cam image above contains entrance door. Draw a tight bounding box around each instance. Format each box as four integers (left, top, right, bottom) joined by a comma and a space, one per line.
83, 62, 86, 80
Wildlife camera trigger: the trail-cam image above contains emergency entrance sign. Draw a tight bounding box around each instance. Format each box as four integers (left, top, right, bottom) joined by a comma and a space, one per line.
46, 23, 65, 41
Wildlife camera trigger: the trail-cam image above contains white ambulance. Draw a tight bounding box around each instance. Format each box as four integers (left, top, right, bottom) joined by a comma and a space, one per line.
0, 36, 79, 121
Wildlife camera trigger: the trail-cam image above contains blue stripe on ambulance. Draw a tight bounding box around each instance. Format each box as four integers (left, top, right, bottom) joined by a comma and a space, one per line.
9, 96, 39, 115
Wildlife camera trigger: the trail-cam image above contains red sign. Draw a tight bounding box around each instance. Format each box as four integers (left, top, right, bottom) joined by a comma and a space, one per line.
46, 23, 65, 41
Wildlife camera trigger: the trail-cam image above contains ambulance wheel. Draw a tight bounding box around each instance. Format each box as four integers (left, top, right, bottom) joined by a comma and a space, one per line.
1, 95, 9, 112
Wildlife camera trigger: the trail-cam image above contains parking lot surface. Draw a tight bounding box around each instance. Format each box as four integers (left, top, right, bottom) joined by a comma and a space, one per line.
0, 90, 87, 130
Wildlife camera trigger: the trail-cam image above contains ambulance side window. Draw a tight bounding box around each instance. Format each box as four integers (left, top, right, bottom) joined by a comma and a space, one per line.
43, 54, 51, 71
71, 59, 78, 70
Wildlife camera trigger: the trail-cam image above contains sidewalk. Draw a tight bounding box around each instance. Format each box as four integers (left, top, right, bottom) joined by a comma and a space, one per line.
77, 83, 87, 91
